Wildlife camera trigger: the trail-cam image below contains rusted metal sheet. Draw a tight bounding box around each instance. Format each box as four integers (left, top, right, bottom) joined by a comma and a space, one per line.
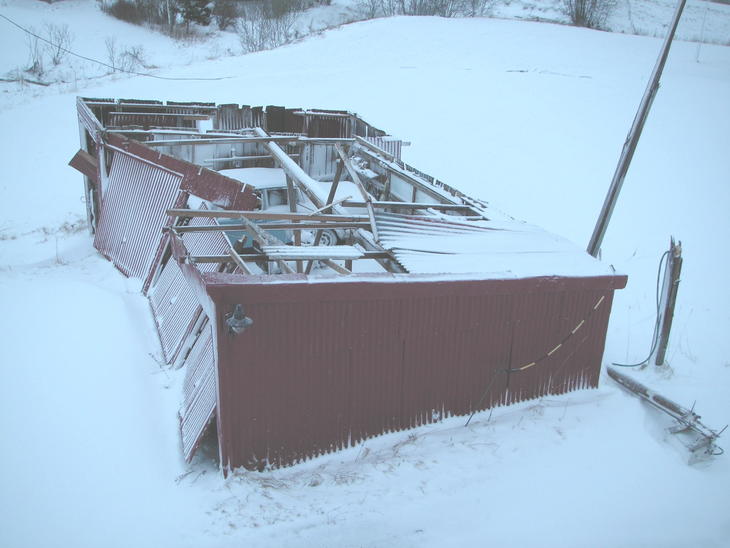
205, 273, 625, 471
180, 324, 216, 462
93, 150, 183, 278
104, 133, 257, 212
148, 215, 231, 364
68, 149, 99, 182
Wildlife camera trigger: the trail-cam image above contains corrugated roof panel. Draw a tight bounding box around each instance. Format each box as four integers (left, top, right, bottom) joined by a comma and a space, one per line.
375, 211, 613, 278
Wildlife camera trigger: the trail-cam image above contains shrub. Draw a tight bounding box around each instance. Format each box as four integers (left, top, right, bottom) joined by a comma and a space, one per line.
562, 0, 616, 29
44, 23, 74, 66
237, 2, 298, 53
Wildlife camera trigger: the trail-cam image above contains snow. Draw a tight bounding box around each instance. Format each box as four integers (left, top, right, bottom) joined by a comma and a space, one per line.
1, 1, 729, 547
217, 167, 288, 189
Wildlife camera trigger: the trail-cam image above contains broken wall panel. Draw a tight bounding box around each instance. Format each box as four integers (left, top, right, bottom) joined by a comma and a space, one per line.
148, 215, 232, 364
180, 324, 217, 462
93, 151, 183, 278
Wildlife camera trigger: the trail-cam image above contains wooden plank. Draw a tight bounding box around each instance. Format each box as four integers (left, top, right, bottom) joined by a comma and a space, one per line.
307, 196, 352, 216
321, 259, 350, 275
352, 141, 457, 205
237, 217, 295, 274
228, 249, 253, 274
167, 209, 368, 223
285, 175, 303, 272
109, 111, 211, 120
173, 222, 369, 232
190, 250, 389, 263
306, 160, 344, 275
334, 144, 380, 242
262, 245, 363, 261
254, 128, 404, 274
145, 136, 297, 147
342, 200, 474, 211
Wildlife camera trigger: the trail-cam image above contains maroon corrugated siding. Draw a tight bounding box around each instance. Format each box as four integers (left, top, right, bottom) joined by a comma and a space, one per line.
203, 273, 626, 471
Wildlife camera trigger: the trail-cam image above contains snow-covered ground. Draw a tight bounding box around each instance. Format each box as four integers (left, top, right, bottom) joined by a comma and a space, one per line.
1, 1, 729, 547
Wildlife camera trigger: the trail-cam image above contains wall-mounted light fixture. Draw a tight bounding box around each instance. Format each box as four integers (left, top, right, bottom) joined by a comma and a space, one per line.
225, 304, 253, 335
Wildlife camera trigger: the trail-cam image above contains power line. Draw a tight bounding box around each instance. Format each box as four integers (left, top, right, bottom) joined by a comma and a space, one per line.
0, 12, 232, 82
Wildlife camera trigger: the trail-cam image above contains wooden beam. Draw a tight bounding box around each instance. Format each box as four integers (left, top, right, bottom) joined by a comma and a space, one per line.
190, 250, 390, 263
253, 128, 404, 274
167, 209, 368, 223
351, 141, 458, 206
307, 196, 352, 216
145, 136, 297, 147
228, 249, 253, 274
306, 160, 344, 275
285, 175, 303, 272
321, 259, 351, 275
173, 222, 369, 232
237, 216, 295, 274
335, 144, 380, 242
108, 111, 211, 120
342, 200, 475, 211
203, 155, 299, 164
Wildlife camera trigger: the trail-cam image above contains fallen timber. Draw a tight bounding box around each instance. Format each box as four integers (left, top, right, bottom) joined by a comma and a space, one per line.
607, 367, 725, 460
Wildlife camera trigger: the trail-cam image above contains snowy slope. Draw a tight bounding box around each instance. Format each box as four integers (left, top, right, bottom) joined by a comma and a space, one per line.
1, 5, 729, 548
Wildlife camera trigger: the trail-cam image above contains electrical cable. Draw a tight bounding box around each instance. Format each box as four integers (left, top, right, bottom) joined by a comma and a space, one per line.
612, 249, 670, 367
465, 292, 608, 426
0, 12, 232, 82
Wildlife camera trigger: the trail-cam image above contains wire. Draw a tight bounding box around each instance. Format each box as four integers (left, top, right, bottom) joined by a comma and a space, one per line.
612, 250, 671, 367
0, 12, 231, 82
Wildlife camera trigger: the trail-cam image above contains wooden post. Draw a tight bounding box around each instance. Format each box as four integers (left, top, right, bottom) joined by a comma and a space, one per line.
305, 160, 344, 275
334, 144, 380, 242
285, 175, 302, 273
654, 238, 683, 366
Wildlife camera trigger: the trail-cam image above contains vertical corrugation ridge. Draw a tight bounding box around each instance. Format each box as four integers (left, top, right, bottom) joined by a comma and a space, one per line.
181, 325, 216, 462
94, 151, 182, 279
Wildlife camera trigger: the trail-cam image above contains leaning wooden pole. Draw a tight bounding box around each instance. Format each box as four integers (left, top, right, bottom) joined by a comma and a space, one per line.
587, 0, 687, 257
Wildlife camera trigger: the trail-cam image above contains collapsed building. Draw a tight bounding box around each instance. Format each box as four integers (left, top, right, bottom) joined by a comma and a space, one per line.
69, 97, 627, 473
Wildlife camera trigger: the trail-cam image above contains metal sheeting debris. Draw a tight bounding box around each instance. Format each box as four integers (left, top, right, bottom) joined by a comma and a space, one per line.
148, 215, 231, 363
93, 151, 182, 278
180, 325, 216, 462
375, 211, 612, 277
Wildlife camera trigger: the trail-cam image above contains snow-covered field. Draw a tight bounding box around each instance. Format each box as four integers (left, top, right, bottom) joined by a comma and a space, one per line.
1, 1, 729, 547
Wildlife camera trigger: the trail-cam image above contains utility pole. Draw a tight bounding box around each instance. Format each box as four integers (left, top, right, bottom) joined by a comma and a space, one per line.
587, 0, 687, 258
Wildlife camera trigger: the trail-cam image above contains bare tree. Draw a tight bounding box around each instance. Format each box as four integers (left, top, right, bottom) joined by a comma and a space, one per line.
44, 23, 74, 66
562, 0, 616, 29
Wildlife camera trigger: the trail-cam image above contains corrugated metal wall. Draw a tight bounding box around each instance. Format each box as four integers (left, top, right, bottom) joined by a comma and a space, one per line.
148, 215, 231, 364
93, 151, 183, 278
207, 274, 625, 471
180, 324, 217, 461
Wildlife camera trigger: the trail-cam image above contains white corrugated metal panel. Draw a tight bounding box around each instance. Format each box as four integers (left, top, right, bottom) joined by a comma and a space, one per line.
364, 136, 402, 161
180, 324, 216, 462
93, 152, 182, 278
149, 214, 231, 364
376, 212, 614, 278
